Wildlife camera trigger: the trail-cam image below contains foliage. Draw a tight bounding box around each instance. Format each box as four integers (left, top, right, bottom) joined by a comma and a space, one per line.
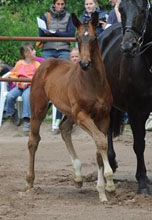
0, 0, 111, 66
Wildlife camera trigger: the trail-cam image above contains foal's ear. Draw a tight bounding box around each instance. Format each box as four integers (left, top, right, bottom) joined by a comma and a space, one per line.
91, 11, 99, 28
71, 13, 81, 28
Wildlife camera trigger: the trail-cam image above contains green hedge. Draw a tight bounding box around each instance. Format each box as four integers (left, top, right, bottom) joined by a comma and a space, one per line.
0, 0, 111, 66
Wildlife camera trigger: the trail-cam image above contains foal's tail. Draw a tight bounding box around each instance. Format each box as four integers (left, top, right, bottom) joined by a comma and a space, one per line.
110, 107, 124, 137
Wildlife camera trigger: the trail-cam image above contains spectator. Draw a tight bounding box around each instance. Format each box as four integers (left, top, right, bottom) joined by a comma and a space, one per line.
39, 0, 75, 133
80, 0, 106, 37
5, 43, 40, 132
105, 0, 121, 28
8, 56, 45, 92
70, 48, 80, 65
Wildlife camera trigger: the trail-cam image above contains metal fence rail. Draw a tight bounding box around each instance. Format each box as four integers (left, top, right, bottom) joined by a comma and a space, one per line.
0, 36, 76, 42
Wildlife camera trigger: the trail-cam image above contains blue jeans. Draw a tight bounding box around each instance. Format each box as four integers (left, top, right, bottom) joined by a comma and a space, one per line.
42, 49, 69, 60
5, 87, 31, 118
42, 49, 70, 120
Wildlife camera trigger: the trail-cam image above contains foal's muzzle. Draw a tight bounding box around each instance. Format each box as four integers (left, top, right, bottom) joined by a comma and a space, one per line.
79, 61, 91, 71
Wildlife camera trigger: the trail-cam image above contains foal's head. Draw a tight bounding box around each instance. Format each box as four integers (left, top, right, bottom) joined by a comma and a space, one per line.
119, 0, 151, 56
72, 12, 98, 71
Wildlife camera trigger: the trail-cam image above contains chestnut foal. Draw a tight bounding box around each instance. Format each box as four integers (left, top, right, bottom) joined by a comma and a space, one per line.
26, 12, 115, 202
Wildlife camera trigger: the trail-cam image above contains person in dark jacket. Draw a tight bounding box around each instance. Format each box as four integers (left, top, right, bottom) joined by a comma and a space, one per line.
38, 0, 75, 133
105, 0, 121, 28
80, 0, 107, 37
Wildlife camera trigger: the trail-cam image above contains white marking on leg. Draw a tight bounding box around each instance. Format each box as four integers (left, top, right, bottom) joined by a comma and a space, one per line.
95, 134, 115, 193
52, 105, 57, 131
100, 151, 115, 192
96, 166, 108, 202
71, 158, 83, 182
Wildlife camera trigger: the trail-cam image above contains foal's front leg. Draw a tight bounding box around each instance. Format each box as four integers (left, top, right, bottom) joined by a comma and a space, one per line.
77, 111, 115, 202
60, 116, 83, 188
25, 100, 49, 190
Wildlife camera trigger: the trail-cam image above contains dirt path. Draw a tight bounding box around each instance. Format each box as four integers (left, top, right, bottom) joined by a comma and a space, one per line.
0, 121, 152, 220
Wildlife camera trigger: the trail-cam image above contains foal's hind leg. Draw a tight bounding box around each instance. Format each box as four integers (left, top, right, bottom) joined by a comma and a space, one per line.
25, 97, 49, 190
77, 111, 115, 202
60, 116, 83, 188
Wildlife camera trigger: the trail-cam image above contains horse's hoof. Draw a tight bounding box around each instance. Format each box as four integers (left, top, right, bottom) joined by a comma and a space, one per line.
25, 185, 33, 192
137, 187, 151, 195
74, 175, 83, 188
25, 182, 33, 191
26, 174, 34, 190
99, 193, 108, 203
105, 184, 116, 193
74, 180, 83, 189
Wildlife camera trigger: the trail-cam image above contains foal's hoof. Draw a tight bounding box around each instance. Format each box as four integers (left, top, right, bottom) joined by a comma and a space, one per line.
25, 184, 33, 192
137, 187, 151, 195
105, 184, 116, 193
74, 180, 83, 189
104, 173, 115, 193
25, 174, 34, 191
74, 176, 83, 188
99, 193, 108, 203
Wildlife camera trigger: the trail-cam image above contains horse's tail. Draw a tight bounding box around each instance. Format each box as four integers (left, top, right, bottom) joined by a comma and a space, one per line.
110, 107, 124, 137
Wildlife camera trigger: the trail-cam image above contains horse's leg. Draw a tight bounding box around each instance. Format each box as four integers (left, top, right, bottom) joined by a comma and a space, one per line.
108, 107, 124, 172
96, 151, 109, 202
129, 111, 150, 194
107, 127, 117, 172
60, 116, 83, 188
25, 96, 49, 191
77, 111, 115, 202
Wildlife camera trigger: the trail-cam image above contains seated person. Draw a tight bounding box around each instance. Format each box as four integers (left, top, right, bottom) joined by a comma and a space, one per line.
5, 43, 40, 132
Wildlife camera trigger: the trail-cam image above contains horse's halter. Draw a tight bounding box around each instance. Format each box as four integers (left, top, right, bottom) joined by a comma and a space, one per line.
122, 0, 151, 49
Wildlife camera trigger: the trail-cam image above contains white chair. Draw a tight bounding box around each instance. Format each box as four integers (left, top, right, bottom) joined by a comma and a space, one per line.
0, 72, 23, 127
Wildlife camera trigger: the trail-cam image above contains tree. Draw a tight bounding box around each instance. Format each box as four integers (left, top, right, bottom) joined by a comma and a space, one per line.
0, 0, 111, 65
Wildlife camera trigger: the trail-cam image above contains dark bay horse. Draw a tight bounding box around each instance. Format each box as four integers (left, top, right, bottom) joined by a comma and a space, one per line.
99, 0, 152, 194
25, 12, 115, 202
